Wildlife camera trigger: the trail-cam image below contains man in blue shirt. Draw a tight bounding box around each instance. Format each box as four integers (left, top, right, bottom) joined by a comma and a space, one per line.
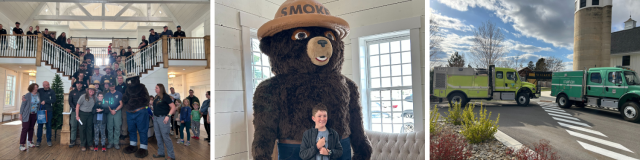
103, 83, 123, 149
200, 91, 210, 142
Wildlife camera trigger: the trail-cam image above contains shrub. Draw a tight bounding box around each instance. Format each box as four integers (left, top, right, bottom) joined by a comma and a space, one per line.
430, 128, 472, 160
506, 139, 560, 160
460, 103, 500, 144
430, 105, 441, 134
445, 102, 464, 125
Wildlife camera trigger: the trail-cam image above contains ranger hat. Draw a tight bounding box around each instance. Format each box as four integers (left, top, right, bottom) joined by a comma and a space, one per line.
93, 80, 100, 84
257, 0, 349, 40
87, 85, 96, 89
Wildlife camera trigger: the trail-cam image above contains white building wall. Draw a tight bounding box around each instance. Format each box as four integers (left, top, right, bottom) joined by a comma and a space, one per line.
139, 64, 169, 97
215, 0, 279, 159
611, 54, 640, 71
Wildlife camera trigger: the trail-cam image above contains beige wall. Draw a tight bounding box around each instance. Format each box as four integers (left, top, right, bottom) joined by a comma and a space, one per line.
169, 69, 211, 103
0, 67, 35, 121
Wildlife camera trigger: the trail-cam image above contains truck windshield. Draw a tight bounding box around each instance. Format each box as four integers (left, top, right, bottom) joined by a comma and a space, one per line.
624, 71, 640, 85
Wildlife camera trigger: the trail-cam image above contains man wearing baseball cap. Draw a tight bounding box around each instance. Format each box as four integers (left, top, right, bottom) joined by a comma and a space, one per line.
161, 26, 173, 56
13, 22, 24, 50
173, 25, 186, 57
149, 28, 160, 44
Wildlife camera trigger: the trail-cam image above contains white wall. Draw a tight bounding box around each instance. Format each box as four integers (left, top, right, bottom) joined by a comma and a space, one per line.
215, 0, 279, 159
611, 54, 640, 70
0, 67, 37, 121
36, 62, 73, 94
140, 64, 169, 97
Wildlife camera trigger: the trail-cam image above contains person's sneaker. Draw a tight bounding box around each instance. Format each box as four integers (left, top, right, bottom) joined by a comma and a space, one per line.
81, 147, 86, 151
115, 144, 120, 150
185, 141, 190, 146
191, 136, 196, 139
152, 154, 165, 158
19, 145, 26, 151
175, 135, 179, 139
177, 139, 184, 144
69, 141, 75, 148
102, 146, 107, 152
94, 146, 99, 151
170, 131, 174, 135
27, 142, 35, 148
47, 141, 52, 147
35, 141, 40, 147
107, 144, 113, 149
194, 136, 199, 140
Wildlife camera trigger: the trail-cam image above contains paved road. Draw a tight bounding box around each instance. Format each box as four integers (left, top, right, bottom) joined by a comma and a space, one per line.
434, 97, 640, 160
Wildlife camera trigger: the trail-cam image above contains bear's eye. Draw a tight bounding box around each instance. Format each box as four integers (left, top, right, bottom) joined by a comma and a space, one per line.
291, 29, 310, 40
324, 31, 335, 41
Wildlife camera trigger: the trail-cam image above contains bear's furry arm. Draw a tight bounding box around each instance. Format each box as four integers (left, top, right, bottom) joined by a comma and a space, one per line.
251, 80, 280, 160
346, 78, 373, 160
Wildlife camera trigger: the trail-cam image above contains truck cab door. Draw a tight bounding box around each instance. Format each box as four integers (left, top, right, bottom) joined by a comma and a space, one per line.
604, 70, 626, 98
495, 71, 506, 91
506, 71, 517, 90
586, 71, 604, 97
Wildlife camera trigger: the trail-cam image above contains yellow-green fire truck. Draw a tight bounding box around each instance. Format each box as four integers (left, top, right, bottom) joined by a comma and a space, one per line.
432, 65, 540, 107
551, 66, 640, 122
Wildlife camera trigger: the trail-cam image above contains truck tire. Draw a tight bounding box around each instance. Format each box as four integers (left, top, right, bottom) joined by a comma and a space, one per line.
516, 92, 530, 106
621, 101, 640, 122
557, 94, 573, 108
448, 93, 468, 107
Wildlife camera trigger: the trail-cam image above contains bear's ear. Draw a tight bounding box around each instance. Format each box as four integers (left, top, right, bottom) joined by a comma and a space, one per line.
259, 36, 273, 57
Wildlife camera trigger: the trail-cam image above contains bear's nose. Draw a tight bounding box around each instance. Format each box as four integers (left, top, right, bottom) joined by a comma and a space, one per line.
317, 40, 328, 47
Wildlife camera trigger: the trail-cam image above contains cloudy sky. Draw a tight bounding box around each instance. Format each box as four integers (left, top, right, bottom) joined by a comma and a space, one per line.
430, 0, 640, 70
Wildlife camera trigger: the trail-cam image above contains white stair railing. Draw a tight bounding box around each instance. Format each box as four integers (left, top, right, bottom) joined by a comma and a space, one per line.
168, 37, 205, 60
0, 34, 37, 57
125, 41, 162, 77
42, 38, 81, 76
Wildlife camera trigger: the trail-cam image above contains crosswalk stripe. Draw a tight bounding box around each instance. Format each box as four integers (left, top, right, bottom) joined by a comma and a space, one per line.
567, 130, 634, 153
544, 109, 571, 116
543, 107, 566, 112
552, 117, 591, 127
548, 113, 580, 121
558, 122, 607, 137
577, 141, 639, 160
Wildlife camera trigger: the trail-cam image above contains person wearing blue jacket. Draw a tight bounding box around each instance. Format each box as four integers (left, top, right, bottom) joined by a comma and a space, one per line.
178, 103, 191, 146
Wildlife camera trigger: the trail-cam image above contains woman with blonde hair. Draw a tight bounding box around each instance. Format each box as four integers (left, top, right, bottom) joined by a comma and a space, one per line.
19, 83, 40, 151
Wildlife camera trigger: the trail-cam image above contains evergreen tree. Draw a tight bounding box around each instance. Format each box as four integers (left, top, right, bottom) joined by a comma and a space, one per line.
534, 58, 547, 71
51, 74, 64, 135
447, 52, 465, 67
527, 61, 535, 70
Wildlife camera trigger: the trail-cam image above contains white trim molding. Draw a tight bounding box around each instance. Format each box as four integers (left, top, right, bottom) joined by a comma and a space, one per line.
349, 16, 423, 132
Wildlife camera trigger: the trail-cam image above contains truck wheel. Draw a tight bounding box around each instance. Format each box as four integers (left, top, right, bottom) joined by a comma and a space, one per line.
621, 102, 640, 122
557, 94, 573, 108
517, 92, 530, 106
448, 93, 468, 107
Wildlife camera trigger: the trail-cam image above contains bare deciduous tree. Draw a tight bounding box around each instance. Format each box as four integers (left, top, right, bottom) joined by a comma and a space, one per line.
430, 15, 443, 66
497, 52, 526, 71
469, 20, 506, 68
545, 56, 565, 72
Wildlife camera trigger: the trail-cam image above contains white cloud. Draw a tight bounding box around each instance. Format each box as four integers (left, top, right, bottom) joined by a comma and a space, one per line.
563, 61, 573, 71
431, 8, 475, 32
512, 33, 522, 38
566, 54, 574, 59
503, 39, 553, 54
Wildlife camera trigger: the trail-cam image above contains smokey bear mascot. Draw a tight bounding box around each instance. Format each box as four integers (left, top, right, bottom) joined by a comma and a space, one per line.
122, 76, 151, 158
251, 0, 372, 160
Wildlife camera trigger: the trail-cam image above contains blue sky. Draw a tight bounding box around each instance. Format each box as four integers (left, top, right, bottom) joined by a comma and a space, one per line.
430, 0, 640, 70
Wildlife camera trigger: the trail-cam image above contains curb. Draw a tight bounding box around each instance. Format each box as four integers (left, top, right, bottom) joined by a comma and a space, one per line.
494, 129, 537, 155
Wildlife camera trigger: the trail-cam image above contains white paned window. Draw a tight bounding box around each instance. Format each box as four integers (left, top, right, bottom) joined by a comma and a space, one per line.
5, 75, 15, 106
366, 36, 413, 133
250, 31, 273, 90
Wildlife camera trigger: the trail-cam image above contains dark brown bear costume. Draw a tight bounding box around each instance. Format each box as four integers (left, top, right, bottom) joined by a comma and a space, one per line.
252, 0, 372, 159
121, 76, 150, 158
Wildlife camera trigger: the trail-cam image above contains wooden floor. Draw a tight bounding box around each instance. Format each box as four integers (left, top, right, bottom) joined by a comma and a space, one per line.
0, 120, 210, 160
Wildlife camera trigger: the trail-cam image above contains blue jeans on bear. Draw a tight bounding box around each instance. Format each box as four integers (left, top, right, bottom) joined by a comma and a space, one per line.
277, 136, 351, 160
36, 109, 53, 143
127, 109, 149, 149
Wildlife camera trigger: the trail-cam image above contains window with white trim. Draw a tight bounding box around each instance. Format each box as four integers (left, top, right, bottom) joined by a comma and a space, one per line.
250, 30, 273, 90
5, 75, 15, 106
366, 35, 414, 133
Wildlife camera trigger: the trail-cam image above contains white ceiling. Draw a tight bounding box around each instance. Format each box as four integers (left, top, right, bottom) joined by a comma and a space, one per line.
0, 64, 37, 73
168, 66, 206, 75
0, 2, 208, 30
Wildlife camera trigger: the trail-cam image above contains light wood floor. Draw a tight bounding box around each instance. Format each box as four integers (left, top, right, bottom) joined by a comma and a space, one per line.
0, 120, 210, 160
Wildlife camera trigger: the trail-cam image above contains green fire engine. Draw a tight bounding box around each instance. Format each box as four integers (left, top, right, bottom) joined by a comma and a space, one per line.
432, 65, 540, 107
551, 66, 640, 122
